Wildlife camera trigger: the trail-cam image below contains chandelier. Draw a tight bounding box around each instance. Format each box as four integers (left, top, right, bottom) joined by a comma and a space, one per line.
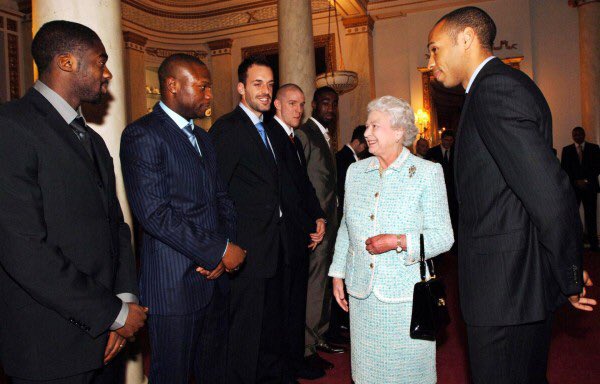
315, 0, 358, 94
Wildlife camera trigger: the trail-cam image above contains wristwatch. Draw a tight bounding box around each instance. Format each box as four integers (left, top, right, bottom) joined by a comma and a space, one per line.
395, 234, 403, 253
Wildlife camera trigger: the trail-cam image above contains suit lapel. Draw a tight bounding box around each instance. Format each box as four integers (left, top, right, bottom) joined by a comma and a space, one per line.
27, 89, 108, 213
29, 90, 100, 177
153, 104, 205, 168
235, 107, 278, 172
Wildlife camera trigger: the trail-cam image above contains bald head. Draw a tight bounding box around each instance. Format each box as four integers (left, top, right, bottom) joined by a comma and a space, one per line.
274, 83, 305, 129
159, 54, 206, 95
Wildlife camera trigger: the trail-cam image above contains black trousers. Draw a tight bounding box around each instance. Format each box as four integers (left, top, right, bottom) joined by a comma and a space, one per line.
282, 258, 309, 380
576, 190, 598, 248
467, 317, 552, 384
227, 251, 284, 384
148, 284, 228, 384
11, 355, 124, 384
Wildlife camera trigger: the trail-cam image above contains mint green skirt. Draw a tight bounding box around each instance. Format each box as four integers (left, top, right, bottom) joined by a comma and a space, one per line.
349, 293, 436, 384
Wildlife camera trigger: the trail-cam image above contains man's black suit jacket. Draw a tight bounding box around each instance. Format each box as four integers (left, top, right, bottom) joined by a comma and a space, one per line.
210, 106, 283, 277
335, 145, 356, 219
0, 88, 137, 379
455, 58, 583, 326
561, 141, 600, 193
267, 119, 325, 265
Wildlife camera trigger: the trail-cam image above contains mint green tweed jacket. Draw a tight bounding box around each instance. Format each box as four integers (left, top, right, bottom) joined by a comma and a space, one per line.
329, 148, 454, 302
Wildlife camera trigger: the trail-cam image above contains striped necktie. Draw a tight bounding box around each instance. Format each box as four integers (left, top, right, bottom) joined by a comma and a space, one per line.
182, 123, 202, 156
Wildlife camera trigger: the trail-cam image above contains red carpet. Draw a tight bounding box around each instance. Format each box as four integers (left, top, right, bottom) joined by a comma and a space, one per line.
2, 252, 598, 383
300, 250, 600, 384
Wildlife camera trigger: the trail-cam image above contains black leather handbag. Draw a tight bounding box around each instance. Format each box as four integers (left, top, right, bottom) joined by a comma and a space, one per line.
409, 234, 450, 341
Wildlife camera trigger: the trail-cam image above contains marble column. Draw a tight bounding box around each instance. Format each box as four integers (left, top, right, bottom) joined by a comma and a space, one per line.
123, 31, 148, 123
207, 38, 233, 122
31, 1, 146, 383
571, 0, 600, 142
278, 0, 316, 119
340, 15, 375, 145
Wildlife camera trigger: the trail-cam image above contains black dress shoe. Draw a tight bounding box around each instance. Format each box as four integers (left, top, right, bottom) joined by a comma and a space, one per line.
295, 362, 325, 380
325, 332, 350, 345
316, 341, 346, 354
305, 353, 334, 370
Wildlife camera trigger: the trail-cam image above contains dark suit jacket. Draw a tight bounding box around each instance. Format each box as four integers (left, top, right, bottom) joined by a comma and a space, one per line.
561, 141, 600, 193
426, 144, 456, 206
335, 145, 356, 219
120, 104, 234, 315
455, 58, 583, 326
296, 118, 338, 225
210, 106, 283, 278
0, 88, 137, 379
267, 119, 325, 265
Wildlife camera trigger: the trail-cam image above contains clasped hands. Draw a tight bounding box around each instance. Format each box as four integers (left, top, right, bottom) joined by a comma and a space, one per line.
105, 302, 148, 364
333, 234, 406, 314
365, 233, 406, 255
196, 242, 247, 280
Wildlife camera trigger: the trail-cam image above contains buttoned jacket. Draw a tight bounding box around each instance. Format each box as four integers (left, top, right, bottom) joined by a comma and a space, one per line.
329, 149, 453, 302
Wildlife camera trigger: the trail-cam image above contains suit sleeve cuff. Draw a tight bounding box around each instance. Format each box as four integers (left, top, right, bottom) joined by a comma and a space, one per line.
110, 301, 129, 331
404, 231, 420, 265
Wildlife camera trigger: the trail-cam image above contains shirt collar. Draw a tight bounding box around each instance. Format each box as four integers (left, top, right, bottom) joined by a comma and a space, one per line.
309, 116, 329, 137
365, 147, 410, 173
33, 80, 80, 125
274, 115, 294, 137
346, 143, 359, 161
239, 102, 263, 126
577, 142, 586, 150
159, 101, 194, 129
465, 56, 495, 93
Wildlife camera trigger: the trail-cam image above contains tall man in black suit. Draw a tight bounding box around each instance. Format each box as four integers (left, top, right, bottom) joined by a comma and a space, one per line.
295, 87, 344, 369
426, 130, 457, 235
120, 54, 245, 384
0, 21, 146, 383
561, 126, 600, 251
267, 83, 327, 382
210, 56, 285, 383
428, 7, 595, 383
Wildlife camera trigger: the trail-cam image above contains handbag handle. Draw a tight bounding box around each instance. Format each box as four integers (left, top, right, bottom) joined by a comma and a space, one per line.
419, 234, 436, 281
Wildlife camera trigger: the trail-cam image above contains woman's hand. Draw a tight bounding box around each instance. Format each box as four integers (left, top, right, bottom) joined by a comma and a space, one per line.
333, 277, 349, 313
365, 234, 404, 254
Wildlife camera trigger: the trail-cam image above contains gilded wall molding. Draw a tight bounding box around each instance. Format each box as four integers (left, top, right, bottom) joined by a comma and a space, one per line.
208, 39, 233, 56
122, 0, 330, 35
146, 47, 208, 60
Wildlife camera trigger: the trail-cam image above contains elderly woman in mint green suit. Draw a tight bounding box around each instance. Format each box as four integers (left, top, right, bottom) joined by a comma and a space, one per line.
329, 96, 454, 384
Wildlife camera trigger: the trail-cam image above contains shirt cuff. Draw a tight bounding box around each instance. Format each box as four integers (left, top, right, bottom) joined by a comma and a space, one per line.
110, 301, 129, 331
110, 293, 139, 331
116, 293, 139, 304
222, 239, 229, 258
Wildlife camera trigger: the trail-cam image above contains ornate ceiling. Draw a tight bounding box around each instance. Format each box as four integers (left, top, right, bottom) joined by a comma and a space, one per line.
13, 0, 491, 42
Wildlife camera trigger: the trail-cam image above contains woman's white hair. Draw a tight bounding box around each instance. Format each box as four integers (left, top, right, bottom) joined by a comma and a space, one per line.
367, 96, 418, 147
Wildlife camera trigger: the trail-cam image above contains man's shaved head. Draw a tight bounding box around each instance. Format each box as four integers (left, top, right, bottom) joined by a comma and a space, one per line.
275, 83, 304, 100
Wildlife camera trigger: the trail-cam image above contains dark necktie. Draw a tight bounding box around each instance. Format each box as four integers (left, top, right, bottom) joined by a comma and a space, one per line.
443, 149, 449, 164
70, 116, 94, 159
289, 133, 295, 144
